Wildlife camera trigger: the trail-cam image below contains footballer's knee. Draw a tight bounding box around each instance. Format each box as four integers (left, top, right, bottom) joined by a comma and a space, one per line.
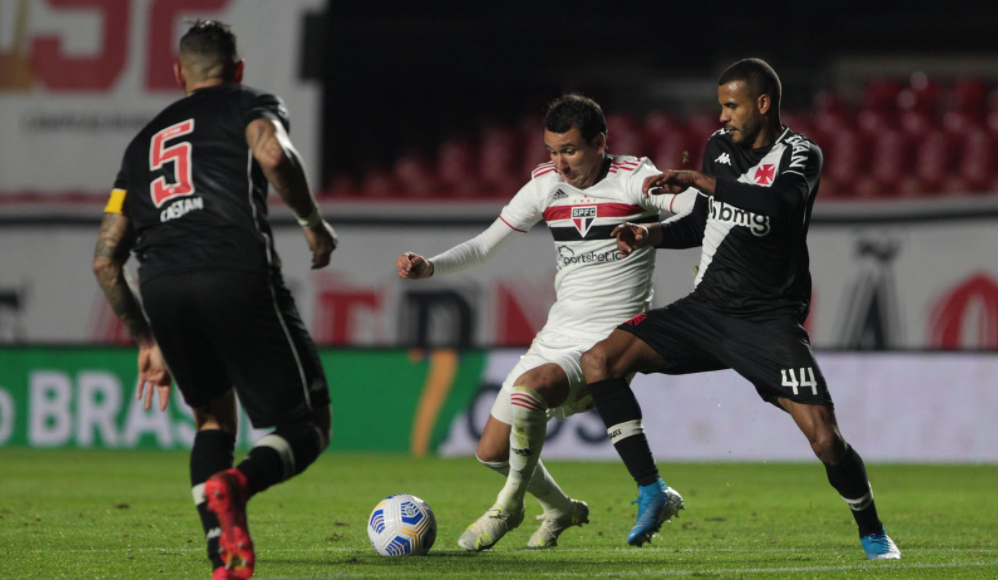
581, 342, 619, 383
193, 390, 238, 434
475, 415, 511, 463
810, 425, 846, 465
475, 443, 509, 465
514, 364, 568, 408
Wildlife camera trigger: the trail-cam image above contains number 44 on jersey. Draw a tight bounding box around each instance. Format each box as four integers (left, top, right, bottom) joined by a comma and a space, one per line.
781, 367, 818, 395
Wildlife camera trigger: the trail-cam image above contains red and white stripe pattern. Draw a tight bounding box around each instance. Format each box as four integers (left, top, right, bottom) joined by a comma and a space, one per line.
541, 201, 645, 223
511, 389, 546, 412
609, 157, 641, 174
532, 162, 558, 179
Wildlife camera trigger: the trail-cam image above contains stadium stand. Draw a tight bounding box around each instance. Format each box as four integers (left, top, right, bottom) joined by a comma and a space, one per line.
321, 76, 998, 201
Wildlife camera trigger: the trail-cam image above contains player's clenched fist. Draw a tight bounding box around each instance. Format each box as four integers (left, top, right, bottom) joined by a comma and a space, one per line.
396, 252, 434, 279
612, 223, 651, 259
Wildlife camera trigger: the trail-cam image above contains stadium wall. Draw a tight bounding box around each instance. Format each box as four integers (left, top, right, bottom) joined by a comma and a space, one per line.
0, 347, 995, 463
3, 198, 998, 349
0, 0, 322, 195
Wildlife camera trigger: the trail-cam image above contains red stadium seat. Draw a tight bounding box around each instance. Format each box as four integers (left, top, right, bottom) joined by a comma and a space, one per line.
898, 73, 942, 114
951, 128, 996, 193
360, 169, 399, 198
642, 111, 680, 143
437, 138, 478, 195
518, 115, 550, 178
868, 129, 914, 187
950, 78, 988, 116
322, 174, 358, 198
684, 112, 721, 145
479, 125, 520, 195
913, 129, 956, 193
652, 132, 693, 172
862, 79, 905, 111
393, 153, 438, 197
823, 129, 870, 193
899, 109, 933, 136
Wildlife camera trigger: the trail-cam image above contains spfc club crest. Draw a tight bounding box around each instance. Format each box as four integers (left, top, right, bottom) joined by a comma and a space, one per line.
571, 206, 597, 236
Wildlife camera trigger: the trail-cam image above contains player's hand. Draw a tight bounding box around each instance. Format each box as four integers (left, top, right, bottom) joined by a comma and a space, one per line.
305, 221, 338, 269
396, 252, 434, 279
612, 222, 650, 258
642, 170, 696, 195
137, 342, 172, 412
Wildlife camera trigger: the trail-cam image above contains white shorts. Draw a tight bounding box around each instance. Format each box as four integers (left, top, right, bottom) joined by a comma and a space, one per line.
490, 329, 599, 425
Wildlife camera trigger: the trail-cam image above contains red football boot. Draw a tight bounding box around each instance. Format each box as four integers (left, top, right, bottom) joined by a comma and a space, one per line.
205, 469, 254, 580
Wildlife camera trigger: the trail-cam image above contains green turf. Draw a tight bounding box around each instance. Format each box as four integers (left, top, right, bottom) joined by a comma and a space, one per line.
0, 449, 995, 579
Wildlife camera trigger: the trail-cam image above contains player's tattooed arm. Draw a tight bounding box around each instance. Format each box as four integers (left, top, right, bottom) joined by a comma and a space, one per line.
247, 117, 316, 220
247, 117, 338, 269
92, 213, 153, 346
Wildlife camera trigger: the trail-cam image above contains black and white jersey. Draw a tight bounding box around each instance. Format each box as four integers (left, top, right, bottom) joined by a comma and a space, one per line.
108, 84, 289, 283
657, 127, 823, 320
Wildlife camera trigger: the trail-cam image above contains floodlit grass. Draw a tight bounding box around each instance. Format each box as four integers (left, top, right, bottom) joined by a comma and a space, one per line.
1, 449, 996, 579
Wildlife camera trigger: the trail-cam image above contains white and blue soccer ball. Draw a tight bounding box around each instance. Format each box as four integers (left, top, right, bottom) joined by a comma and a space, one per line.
367, 494, 437, 556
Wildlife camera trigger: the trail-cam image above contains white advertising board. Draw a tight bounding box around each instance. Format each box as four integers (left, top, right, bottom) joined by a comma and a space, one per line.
0, 0, 321, 194
1, 206, 997, 350
439, 351, 998, 463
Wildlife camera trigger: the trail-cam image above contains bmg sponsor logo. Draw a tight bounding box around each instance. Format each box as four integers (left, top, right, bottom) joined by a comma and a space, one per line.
708, 198, 770, 237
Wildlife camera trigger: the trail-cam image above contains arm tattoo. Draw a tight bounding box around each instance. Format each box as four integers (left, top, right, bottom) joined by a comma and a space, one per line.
93, 213, 152, 345
248, 118, 317, 219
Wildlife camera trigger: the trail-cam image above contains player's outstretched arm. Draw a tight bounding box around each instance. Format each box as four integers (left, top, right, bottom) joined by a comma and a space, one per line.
396, 252, 434, 279
246, 117, 338, 269
642, 170, 716, 196
612, 222, 663, 258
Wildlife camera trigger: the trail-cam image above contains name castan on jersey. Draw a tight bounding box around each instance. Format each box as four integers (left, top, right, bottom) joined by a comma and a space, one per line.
689, 127, 822, 318
113, 84, 289, 283
500, 156, 673, 341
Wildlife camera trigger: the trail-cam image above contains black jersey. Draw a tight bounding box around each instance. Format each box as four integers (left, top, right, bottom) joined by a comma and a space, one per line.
657, 127, 823, 320
111, 84, 290, 283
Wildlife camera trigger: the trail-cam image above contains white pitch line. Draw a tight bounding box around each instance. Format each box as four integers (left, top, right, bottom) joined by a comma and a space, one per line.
16, 546, 998, 554
229, 561, 998, 580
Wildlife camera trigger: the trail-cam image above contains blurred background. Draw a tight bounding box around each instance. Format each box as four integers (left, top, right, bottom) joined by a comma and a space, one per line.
1, 0, 995, 461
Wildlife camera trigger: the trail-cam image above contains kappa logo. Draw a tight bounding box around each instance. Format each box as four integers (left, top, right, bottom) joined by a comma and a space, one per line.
552, 189, 569, 200
571, 206, 597, 236
754, 163, 776, 185
715, 152, 732, 165
624, 312, 648, 326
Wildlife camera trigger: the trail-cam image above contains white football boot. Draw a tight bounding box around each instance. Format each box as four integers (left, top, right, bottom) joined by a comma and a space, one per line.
527, 499, 590, 548
457, 503, 526, 551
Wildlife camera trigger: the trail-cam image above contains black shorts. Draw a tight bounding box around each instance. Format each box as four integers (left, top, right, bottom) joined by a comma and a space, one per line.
141, 269, 330, 428
618, 294, 832, 408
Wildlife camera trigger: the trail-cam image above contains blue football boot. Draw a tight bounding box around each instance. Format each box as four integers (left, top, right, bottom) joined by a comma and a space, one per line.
861, 527, 901, 560
626, 478, 684, 546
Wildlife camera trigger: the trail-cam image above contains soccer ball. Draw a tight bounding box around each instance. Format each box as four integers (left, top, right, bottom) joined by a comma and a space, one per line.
367, 494, 437, 556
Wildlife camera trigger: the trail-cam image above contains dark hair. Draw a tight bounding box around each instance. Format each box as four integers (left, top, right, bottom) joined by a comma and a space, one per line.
544, 94, 607, 143
718, 58, 782, 112
179, 20, 239, 81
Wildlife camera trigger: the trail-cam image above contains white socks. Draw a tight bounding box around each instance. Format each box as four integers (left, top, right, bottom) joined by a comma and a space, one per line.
479, 455, 572, 516
495, 386, 555, 512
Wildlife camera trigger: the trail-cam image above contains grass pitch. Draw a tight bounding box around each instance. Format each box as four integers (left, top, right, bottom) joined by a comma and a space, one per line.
0, 449, 996, 579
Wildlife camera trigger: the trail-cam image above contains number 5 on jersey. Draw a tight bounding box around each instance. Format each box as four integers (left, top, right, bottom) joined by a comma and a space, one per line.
781, 367, 818, 395
150, 119, 195, 207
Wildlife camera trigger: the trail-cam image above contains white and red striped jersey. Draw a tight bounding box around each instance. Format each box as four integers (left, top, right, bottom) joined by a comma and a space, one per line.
499, 155, 679, 341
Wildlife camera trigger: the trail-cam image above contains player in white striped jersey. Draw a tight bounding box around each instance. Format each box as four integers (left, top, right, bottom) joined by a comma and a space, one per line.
396, 95, 693, 551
